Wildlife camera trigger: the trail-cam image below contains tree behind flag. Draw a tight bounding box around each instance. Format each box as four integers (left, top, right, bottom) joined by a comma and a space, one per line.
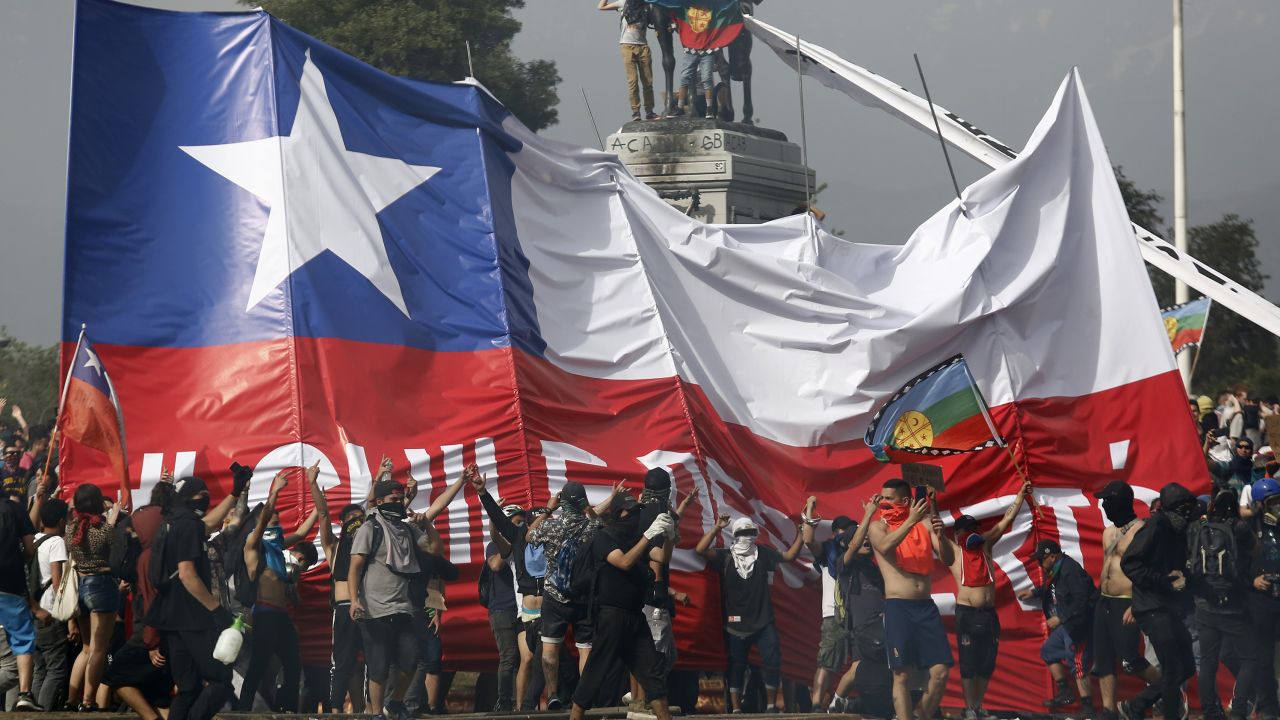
58, 328, 130, 508
863, 355, 1003, 463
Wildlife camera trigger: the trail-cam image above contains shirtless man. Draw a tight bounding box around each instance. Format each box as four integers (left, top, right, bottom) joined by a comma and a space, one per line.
1091, 481, 1161, 720
867, 478, 954, 720
237, 467, 321, 711
941, 481, 1029, 720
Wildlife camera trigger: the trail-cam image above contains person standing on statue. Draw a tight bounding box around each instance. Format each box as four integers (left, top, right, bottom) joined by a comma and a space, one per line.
599, 0, 658, 122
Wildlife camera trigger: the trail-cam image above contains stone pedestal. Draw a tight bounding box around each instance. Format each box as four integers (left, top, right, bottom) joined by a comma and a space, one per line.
605, 118, 814, 225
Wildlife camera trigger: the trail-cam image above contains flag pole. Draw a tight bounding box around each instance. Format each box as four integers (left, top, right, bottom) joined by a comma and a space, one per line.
913, 53, 967, 217
962, 360, 1041, 517
1187, 300, 1211, 390
43, 326, 86, 497
581, 87, 605, 151
794, 33, 813, 238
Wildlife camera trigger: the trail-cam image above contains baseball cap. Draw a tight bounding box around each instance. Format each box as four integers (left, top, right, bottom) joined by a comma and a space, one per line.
1094, 481, 1133, 502
610, 494, 640, 514
1032, 539, 1062, 560
374, 479, 405, 499
831, 515, 855, 532
502, 504, 526, 518
953, 514, 978, 532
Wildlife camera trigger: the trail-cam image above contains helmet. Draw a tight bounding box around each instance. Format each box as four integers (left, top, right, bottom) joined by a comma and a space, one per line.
1252, 478, 1280, 505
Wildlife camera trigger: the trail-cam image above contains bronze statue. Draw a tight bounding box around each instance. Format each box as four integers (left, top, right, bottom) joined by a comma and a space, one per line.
649, 1, 759, 122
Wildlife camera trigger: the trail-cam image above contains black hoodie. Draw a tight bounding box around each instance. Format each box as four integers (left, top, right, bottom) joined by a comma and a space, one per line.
1121, 483, 1197, 615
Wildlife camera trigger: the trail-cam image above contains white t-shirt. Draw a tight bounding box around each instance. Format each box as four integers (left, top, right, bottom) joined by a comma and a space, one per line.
1241, 484, 1255, 508
820, 570, 836, 619
617, 6, 647, 45
35, 532, 67, 612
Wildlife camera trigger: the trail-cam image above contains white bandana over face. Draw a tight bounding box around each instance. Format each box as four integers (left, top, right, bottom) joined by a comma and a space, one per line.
729, 517, 759, 579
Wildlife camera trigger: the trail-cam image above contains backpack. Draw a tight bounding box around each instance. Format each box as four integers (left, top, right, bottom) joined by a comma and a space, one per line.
548, 523, 598, 601
109, 521, 142, 584
567, 532, 603, 602
148, 520, 174, 591
621, 0, 648, 27
223, 504, 264, 608
524, 543, 547, 579
1188, 520, 1238, 605
26, 534, 56, 600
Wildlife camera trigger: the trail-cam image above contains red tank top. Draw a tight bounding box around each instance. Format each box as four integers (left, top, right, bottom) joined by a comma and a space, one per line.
960, 545, 993, 587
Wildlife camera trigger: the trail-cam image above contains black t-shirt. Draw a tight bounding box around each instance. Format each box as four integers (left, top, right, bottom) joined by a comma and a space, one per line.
844, 554, 886, 627
592, 532, 651, 612
0, 498, 35, 596
711, 545, 781, 636
146, 512, 217, 631
484, 541, 518, 614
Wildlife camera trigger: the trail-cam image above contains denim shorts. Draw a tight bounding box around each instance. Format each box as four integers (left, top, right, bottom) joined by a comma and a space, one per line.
680, 52, 715, 93
79, 573, 121, 614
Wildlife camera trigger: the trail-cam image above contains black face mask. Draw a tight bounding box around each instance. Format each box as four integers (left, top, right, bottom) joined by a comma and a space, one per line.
378, 502, 406, 520
188, 495, 211, 516
608, 511, 642, 543
1101, 496, 1136, 526
342, 517, 364, 536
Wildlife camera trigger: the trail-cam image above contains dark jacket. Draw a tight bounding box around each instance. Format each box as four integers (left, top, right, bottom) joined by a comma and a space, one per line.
1034, 555, 1096, 644
479, 491, 542, 597
1188, 516, 1253, 614
1122, 486, 1196, 615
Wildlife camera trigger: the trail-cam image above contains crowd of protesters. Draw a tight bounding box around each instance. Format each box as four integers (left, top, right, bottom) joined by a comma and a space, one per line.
1, 386, 1280, 719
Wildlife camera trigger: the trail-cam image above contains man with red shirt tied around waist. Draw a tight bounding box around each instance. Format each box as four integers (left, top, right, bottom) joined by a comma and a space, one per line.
867, 478, 955, 720
941, 481, 1030, 720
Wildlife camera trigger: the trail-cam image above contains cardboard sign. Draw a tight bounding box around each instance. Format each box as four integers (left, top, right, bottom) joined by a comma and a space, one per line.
902, 462, 945, 492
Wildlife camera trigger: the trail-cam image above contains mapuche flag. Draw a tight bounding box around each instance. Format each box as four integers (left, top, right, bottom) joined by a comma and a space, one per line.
863, 355, 1004, 463
648, 0, 744, 53
58, 327, 129, 507
1161, 297, 1211, 354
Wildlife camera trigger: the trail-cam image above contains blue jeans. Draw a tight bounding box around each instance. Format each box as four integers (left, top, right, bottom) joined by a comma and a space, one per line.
726, 623, 780, 693
680, 52, 715, 94
79, 573, 120, 614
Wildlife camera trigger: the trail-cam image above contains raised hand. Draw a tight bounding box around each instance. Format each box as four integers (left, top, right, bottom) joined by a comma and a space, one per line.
906, 497, 928, 524
270, 469, 289, 495
715, 513, 730, 530
305, 461, 321, 484
160, 467, 174, 483
861, 494, 882, 517
675, 486, 700, 515
230, 461, 254, 498
11, 404, 25, 425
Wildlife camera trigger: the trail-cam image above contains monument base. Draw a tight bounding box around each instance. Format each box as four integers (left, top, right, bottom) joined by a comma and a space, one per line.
606, 119, 814, 225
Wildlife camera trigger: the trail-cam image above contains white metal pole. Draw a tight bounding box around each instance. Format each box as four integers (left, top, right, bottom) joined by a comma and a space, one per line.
1173, 0, 1192, 391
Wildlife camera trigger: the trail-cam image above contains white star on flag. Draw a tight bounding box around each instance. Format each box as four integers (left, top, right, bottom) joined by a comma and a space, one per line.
82, 347, 104, 378
180, 50, 440, 316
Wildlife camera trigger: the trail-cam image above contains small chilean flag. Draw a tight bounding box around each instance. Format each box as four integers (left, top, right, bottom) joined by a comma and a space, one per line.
58, 327, 129, 508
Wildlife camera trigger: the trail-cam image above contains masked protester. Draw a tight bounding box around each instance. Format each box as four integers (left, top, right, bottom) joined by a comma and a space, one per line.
637, 470, 696, 710
235, 468, 321, 712
529, 481, 604, 710
1237, 478, 1280, 720
472, 472, 557, 711
696, 506, 806, 713
568, 494, 675, 720
1119, 483, 1198, 720
941, 482, 1029, 720
307, 464, 368, 715
1185, 488, 1255, 720
148, 477, 234, 720
1088, 482, 1162, 720
1019, 540, 1095, 713
65, 483, 123, 712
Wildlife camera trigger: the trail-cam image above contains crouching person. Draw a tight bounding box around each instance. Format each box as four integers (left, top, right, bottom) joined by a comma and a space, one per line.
569, 495, 676, 720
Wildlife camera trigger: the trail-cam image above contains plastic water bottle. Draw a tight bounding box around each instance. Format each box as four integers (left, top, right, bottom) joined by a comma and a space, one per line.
212, 615, 245, 665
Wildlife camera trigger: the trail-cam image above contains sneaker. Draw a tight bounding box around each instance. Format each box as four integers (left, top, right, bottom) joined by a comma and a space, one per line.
976, 710, 996, 720
828, 697, 848, 714
705, 112, 716, 119
546, 697, 563, 711
963, 709, 978, 720
622, 692, 634, 703
765, 705, 779, 713
645, 112, 660, 121
77, 700, 100, 712
385, 700, 410, 720
666, 107, 686, 119
15, 693, 45, 712
631, 111, 642, 122
1118, 700, 1142, 720
1044, 689, 1075, 707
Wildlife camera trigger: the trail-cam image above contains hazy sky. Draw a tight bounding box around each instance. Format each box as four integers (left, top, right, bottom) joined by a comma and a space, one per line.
3, 0, 1278, 345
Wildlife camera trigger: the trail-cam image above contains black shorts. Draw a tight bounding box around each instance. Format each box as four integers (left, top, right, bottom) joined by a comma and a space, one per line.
102, 640, 173, 708
540, 596, 593, 648
1091, 595, 1149, 676
359, 613, 420, 683
955, 605, 1000, 679
883, 598, 952, 671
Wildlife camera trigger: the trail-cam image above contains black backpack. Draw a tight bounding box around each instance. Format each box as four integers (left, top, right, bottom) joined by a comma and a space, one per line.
1189, 520, 1239, 605
567, 531, 603, 603
26, 534, 57, 600
223, 504, 265, 608
109, 520, 142, 584
148, 520, 174, 591
621, 0, 648, 27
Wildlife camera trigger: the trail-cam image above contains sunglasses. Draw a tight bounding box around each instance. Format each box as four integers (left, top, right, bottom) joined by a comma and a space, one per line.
1238, 444, 1253, 450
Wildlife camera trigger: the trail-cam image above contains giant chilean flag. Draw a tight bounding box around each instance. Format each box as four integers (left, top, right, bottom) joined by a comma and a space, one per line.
64, 0, 1207, 709
58, 328, 130, 508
